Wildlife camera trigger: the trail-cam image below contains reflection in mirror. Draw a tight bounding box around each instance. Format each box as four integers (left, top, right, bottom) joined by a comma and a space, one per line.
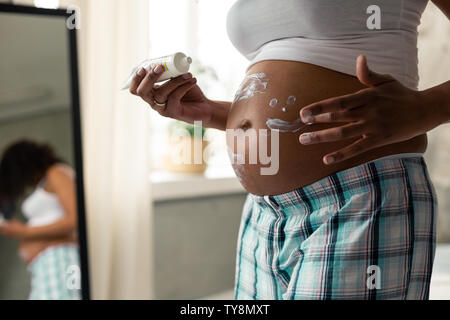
0, 6, 84, 300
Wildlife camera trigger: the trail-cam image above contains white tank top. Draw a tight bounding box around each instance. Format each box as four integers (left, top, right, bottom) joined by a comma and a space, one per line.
226, 0, 429, 89
22, 180, 65, 227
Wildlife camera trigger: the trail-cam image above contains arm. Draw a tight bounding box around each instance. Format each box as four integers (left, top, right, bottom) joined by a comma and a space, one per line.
430, 0, 450, 122
299, 3, 450, 164
422, 81, 450, 125
208, 100, 232, 131
432, 0, 450, 20
24, 166, 78, 240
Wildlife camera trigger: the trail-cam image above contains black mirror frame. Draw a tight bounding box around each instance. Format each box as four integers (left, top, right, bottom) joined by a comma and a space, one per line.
0, 3, 91, 300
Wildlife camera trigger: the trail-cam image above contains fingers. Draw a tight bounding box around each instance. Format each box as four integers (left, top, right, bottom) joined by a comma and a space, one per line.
133, 65, 166, 104
300, 89, 374, 123
309, 106, 367, 124
153, 73, 193, 104
129, 67, 147, 95
356, 54, 395, 88
299, 123, 366, 145
322, 136, 379, 165
168, 78, 197, 104
161, 78, 198, 117
299, 54, 399, 124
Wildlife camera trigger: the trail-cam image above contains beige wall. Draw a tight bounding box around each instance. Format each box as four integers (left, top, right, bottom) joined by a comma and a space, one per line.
0, 111, 74, 165
418, 3, 450, 242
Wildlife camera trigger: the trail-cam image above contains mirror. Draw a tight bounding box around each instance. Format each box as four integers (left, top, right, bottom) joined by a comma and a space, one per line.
0, 4, 89, 300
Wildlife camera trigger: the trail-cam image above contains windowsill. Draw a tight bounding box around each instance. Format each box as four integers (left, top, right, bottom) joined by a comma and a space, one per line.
150, 165, 246, 202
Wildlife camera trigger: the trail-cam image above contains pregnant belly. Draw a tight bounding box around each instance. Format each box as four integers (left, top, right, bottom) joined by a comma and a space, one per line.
19, 235, 77, 265
226, 60, 427, 196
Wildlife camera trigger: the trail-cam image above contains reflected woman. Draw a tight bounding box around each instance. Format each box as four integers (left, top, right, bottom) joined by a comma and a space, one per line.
0, 140, 80, 300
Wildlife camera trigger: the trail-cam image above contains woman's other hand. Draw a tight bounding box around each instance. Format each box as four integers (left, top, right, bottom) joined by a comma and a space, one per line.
299, 55, 444, 165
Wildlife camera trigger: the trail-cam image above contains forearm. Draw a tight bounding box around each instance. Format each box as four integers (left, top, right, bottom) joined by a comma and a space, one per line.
421, 80, 450, 126
24, 218, 77, 241
208, 100, 232, 131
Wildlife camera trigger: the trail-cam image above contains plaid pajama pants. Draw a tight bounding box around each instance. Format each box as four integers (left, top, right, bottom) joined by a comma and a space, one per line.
28, 244, 81, 300
234, 156, 437, 300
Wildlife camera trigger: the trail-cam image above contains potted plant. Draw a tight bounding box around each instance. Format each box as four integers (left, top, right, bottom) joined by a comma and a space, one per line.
164, 120, 209, 174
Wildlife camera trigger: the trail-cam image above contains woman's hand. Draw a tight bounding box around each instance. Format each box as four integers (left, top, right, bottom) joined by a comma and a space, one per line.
0, 220, 28, 239
130, 65, 229, 130
299, 55, 443, 165
18, 240, 35, 264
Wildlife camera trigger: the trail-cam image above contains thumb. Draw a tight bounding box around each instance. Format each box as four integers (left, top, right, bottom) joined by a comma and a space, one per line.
356, 54, 394, 87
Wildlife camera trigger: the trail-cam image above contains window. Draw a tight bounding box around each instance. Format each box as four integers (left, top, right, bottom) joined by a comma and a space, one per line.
148, 0, 248, 173
33, 0, 60, 9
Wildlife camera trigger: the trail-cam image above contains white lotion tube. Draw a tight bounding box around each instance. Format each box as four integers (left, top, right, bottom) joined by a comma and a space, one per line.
121, 52, 193, 90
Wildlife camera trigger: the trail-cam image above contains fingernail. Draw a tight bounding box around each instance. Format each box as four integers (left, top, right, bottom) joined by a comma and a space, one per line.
154, 65, 164, 74
301, 110, 314, 123
137, 68, 146, 76
300, 133, 312, 145
182, 73, 192, 80
325, 156, 335, 165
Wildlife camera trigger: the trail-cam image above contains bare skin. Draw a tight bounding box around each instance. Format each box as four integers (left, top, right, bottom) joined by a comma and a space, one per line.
19, 235, 75, 265
226, 60, 427, 195
0, 164, 78, 265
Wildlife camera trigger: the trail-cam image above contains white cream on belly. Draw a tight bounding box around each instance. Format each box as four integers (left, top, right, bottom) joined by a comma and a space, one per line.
227, 147, 246, 183
234, 73, 269, 102
287, 95, 296, 105
266, 118, 306, 133
269, 98, 278, 107
234, 75, 306, 134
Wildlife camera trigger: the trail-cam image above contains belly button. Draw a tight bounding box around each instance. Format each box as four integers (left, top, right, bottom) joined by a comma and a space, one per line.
238, 119, 252, 131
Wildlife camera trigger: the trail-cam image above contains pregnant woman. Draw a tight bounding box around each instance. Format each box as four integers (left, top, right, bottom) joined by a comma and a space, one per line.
130, 0, 450, 299
0, 141, 80, 300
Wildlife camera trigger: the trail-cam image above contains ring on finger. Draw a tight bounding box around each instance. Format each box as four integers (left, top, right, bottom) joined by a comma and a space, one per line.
153, 98, 167, 109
